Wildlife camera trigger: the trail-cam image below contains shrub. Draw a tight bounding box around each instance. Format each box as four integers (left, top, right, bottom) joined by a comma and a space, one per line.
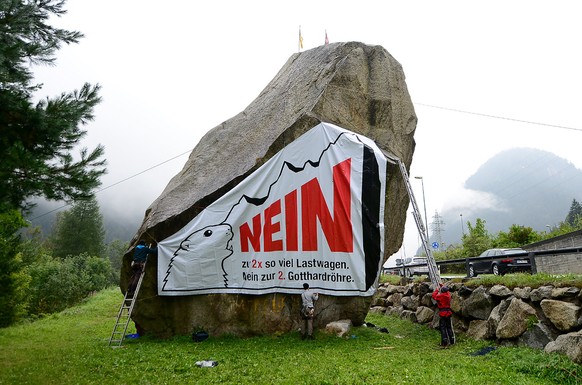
27, 253, 113, 315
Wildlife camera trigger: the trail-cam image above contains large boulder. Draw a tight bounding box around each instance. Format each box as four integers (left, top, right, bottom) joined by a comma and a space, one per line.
545, 330, 582, 364
462, 286, 494, 320
415, 306, 435, 324
519, 322, 558, 350
466, 319, 494, 341
123, 42, 417, 337
387, 292, 403, 307
401, 295, 420, 311
488, 298, 511, 331
496, 298, 537, 339
540, 299, 581, 332
489, 285, 512, 299
325, 320, 353, 337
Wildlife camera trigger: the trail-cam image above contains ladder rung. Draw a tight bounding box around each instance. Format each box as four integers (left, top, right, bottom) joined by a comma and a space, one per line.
108, 260, 148, 347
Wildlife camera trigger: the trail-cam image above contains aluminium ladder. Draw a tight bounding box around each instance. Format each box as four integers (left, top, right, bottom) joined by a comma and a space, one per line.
108, 261, 147, 347
385, 153, 442, 287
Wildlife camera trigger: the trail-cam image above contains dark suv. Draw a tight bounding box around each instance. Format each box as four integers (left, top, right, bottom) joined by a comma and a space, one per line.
468, 248, 531, 277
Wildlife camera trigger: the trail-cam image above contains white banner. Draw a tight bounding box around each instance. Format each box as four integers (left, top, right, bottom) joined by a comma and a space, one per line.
158, 122, 387, 296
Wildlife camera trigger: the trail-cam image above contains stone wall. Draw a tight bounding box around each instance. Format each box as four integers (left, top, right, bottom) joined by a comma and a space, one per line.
370, 282, 582, 364
525, 230, 582, 251
523, 230, 582, 274
534, 252, 582, 275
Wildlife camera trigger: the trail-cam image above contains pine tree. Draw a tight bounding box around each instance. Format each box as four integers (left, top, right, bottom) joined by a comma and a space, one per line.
0, 0, 106, 212
51, 196, 105, 258
0, 210, 29, 327
565, 198, 582, 227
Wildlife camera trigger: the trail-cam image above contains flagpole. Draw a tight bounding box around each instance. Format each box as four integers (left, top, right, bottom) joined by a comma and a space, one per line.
298, 25, 302, 52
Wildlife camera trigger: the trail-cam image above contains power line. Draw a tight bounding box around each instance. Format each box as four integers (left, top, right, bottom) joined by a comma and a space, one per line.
416, 103, 582, 132
29, 101, 581, 221
29, 149, 192, 220
96, 149, 192, 194
326, 84, 581, 131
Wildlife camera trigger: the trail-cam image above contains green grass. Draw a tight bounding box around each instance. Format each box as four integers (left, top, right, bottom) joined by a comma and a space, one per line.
0, 288, 580, 385
462, 272, 582, 289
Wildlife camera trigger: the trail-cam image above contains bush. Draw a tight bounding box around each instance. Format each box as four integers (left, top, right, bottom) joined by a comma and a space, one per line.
27, 253, 113, 315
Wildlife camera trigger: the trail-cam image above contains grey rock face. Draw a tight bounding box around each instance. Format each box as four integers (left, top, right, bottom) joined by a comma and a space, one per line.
519, 322, 558, 350
401, 310, 417, 323
530, 286, 554, 302
415, 306, 435, 324
325, 320, 352, 337
540, 299, 581, 332
551, 287, 580, 299
489, 285, 512, 298
488, 298, 511, 330
124, 42, 417, 337
496, 298, 537, 339
513, 286, 532, 300
387, 292, 404, 307
401, 295, 420, 311
545, 330, 582, 364
462, 286, 494, 320
466, 319, 494, 340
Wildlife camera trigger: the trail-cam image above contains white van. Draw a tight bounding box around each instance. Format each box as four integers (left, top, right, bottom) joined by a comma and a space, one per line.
395, 257, 429, 277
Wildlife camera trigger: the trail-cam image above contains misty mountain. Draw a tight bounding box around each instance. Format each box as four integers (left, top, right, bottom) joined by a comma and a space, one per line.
24, 147, 582, 250
433, 148, 582, 249
26, 198, 143, 244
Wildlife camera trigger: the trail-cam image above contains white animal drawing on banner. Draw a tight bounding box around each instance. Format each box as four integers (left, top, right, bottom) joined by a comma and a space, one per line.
158, 122, 387, 296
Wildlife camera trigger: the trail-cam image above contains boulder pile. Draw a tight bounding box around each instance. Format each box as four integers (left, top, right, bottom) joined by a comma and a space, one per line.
371, 282, 582, 364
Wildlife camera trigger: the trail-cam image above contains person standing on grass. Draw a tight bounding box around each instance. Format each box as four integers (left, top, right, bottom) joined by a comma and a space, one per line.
432, 284, 455, 348
300, 283, 319, 340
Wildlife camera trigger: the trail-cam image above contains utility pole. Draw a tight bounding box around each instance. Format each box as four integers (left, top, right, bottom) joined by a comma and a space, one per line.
430, 210, 445, 250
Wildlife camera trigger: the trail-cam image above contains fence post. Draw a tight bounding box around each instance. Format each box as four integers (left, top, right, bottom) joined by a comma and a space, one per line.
529, 252, 537, 274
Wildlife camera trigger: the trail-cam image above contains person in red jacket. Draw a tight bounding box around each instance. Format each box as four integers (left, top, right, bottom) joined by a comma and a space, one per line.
432, 284, 455, 348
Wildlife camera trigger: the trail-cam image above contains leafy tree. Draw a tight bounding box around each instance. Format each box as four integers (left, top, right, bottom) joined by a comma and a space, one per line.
462, 218, 492, 257
0, 0, 106, 213
51, 196, 105, 258
494, 224, 542, 248
565, 198, 582, 227
0, 210, 30, 327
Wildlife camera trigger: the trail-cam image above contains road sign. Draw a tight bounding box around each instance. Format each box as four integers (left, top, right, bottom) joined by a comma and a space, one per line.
432, 242, 439, 249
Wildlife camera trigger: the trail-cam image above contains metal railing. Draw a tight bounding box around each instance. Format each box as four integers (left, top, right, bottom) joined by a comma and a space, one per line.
384, 246, 582, 278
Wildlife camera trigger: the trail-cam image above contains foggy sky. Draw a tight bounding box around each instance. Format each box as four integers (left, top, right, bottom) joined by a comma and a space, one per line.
31, 0, 582, 257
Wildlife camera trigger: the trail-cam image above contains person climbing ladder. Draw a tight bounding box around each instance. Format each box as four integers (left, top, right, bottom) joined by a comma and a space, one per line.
128, 240, 157, 295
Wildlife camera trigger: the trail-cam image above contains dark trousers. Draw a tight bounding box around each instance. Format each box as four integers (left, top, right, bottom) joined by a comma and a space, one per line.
439, 316, 455, 346
128, 262, 144, 294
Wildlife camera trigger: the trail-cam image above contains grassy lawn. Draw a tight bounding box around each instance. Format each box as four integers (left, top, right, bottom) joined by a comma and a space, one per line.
0, 287, 579, 385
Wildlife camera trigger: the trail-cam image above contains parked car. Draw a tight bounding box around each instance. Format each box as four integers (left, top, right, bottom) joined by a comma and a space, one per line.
467, 248, 531, 277
396, 257, 429, 278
